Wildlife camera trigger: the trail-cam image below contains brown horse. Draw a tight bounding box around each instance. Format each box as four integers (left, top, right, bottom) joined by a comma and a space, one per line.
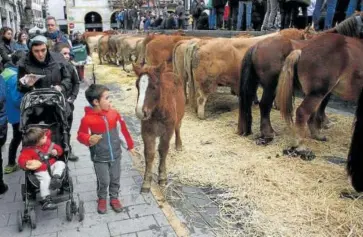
237, 27, 325, 145
133, 63, 185, 193
276, 33, 363, 150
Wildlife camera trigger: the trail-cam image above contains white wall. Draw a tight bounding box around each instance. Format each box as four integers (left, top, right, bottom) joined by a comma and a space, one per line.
48, 0, 66, 21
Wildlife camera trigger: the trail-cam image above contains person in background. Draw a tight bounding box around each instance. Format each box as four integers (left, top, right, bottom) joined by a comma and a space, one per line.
44, 16, 70, 48
176, 1, 186, 29
0, 45, 9, 195
346, 0, 363, 19
236, 0, 253, 30
0, 27, 15, 72
312, 0, 338, 30
13, 31, 29, 52
53, 42, 80, 162
261, 0, 279, 30
71, 32, 91, 81
2, 51, 26, 174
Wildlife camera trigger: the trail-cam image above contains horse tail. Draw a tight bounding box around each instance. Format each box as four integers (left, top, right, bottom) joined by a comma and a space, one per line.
97, 36, 104, 64
172, 41, 182, 75
347, 88, 363, 192
276, 49, 301, 124
238, 45, 258, 136
184, 42, 198, 107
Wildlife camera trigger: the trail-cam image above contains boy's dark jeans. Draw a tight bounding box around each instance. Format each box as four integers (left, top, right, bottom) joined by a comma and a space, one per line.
0, 123, 8, 185
94, 158, 121, 199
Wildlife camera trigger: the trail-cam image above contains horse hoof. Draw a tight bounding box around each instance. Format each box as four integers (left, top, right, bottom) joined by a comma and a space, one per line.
313, 135, 327, 142
158, 179, 167, 186
242, 131, 252, 137
255, 137, 273, 146
140, 187, 151, 193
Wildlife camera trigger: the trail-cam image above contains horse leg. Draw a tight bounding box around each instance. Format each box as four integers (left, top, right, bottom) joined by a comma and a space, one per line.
196, 88, 208, 119
158, 132, 172, 187
293, 94, 326, 149
141, 135, 156, 193
258, 88, 276, 144
175, 121, 183, 151
308, 94, 331, 141
316, 93, 332, 129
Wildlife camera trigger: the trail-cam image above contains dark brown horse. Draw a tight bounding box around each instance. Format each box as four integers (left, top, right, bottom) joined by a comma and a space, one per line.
237, 27, 325, 145
133, 62, 185, 193
276, 33, 363, 149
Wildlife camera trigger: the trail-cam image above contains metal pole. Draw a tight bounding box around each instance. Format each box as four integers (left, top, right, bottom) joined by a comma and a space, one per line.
66, 0, 70, 35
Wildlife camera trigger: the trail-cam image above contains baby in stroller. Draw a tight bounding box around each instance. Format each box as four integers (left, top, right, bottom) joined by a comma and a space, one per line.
18, 127, 65, 210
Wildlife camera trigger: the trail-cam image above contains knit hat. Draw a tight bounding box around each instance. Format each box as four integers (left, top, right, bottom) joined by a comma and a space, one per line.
29, 35, 48, 48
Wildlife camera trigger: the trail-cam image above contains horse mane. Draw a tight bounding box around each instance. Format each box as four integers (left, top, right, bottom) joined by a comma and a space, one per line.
279, 28, 305, 39
142, 33, 156, 48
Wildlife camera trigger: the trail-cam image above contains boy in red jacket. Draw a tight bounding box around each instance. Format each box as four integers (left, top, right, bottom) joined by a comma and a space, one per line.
77, 84, 135, 214
18, 127, 65, 210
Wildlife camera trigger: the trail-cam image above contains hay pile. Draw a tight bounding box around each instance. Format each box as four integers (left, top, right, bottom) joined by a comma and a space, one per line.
86, 57, 363, 237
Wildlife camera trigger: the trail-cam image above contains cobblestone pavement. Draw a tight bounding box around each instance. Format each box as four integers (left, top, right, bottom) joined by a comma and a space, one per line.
0, 84, 177, 237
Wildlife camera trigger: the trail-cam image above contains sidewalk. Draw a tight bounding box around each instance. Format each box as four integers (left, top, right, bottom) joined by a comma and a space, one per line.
0, 83, 177, 237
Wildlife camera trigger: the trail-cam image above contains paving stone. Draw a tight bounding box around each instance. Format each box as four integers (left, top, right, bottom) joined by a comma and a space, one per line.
119, 185, 141, 196
77, 191, 98, 202
0, 190, 16, 203
31, 232, 57, 237
0, 201, 23, 214
74, 161, 94, 169
0, 213, 9, 227
74, 182, 97, 193
76, 174, 97, 184
132, 175, 143, 185
72, 167, 94, 176
137, 226, 177, 237
119, 177, 136, 187
0, 225, 31, 237
120, 170, 140, 178
57, 223, 110, 237
118, 233, 137, 237
128, 203, 163, 218
120, 194, 145, 207
108, 215, 157, 236
153, 213, 170, 227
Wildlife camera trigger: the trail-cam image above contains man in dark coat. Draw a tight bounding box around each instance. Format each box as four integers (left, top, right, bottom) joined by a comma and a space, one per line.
17, 35, 72, 96
213, 0, 228, 29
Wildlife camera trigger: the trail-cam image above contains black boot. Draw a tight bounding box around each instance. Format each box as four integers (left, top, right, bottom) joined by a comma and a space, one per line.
0, 183, 8, 195
50, 175, 62, 190
41, 196, 57, 210
68, 152, 79, 162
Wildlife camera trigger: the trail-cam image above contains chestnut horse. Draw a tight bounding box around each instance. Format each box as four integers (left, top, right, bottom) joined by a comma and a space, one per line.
237, 27, 326, 145
133, 63, 185, 193
276, 33, 363, 150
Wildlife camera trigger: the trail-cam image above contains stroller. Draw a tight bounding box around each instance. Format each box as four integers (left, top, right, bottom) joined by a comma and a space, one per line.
17, 88, 85, 231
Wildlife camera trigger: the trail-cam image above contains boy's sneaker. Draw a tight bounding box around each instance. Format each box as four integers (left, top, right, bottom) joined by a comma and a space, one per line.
97, 199, 107, 214
0, 183, 8, 195
110, 199, 123, 213
4, 164, 19, 174
50, 174, 62, 190
41, 196, 57, 210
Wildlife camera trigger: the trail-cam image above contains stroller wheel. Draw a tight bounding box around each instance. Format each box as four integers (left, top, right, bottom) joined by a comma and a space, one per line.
78, 200, 85, 222
66, 201, 73, 221
29, 209, 36, 229
17, 210, 24, 232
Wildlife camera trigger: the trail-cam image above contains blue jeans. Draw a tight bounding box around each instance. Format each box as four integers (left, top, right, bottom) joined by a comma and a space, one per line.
313, 0, 338, 30
237, 1, 252, 30
346, 0, 363, 19
209, 8, 217, 29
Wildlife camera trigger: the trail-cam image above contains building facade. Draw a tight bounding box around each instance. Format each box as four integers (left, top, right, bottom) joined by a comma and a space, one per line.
66, 0, 116, 33
0, 0, 22, 31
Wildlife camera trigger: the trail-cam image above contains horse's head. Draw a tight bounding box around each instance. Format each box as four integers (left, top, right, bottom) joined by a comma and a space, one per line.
133, 63, 165, 120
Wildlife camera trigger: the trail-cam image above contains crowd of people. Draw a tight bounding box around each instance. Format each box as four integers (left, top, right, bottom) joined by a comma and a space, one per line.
112, 0, 363, 31
0, 15, 135, 214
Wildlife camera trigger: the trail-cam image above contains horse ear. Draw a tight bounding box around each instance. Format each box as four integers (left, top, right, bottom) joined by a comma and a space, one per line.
132, 63, 142, 76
